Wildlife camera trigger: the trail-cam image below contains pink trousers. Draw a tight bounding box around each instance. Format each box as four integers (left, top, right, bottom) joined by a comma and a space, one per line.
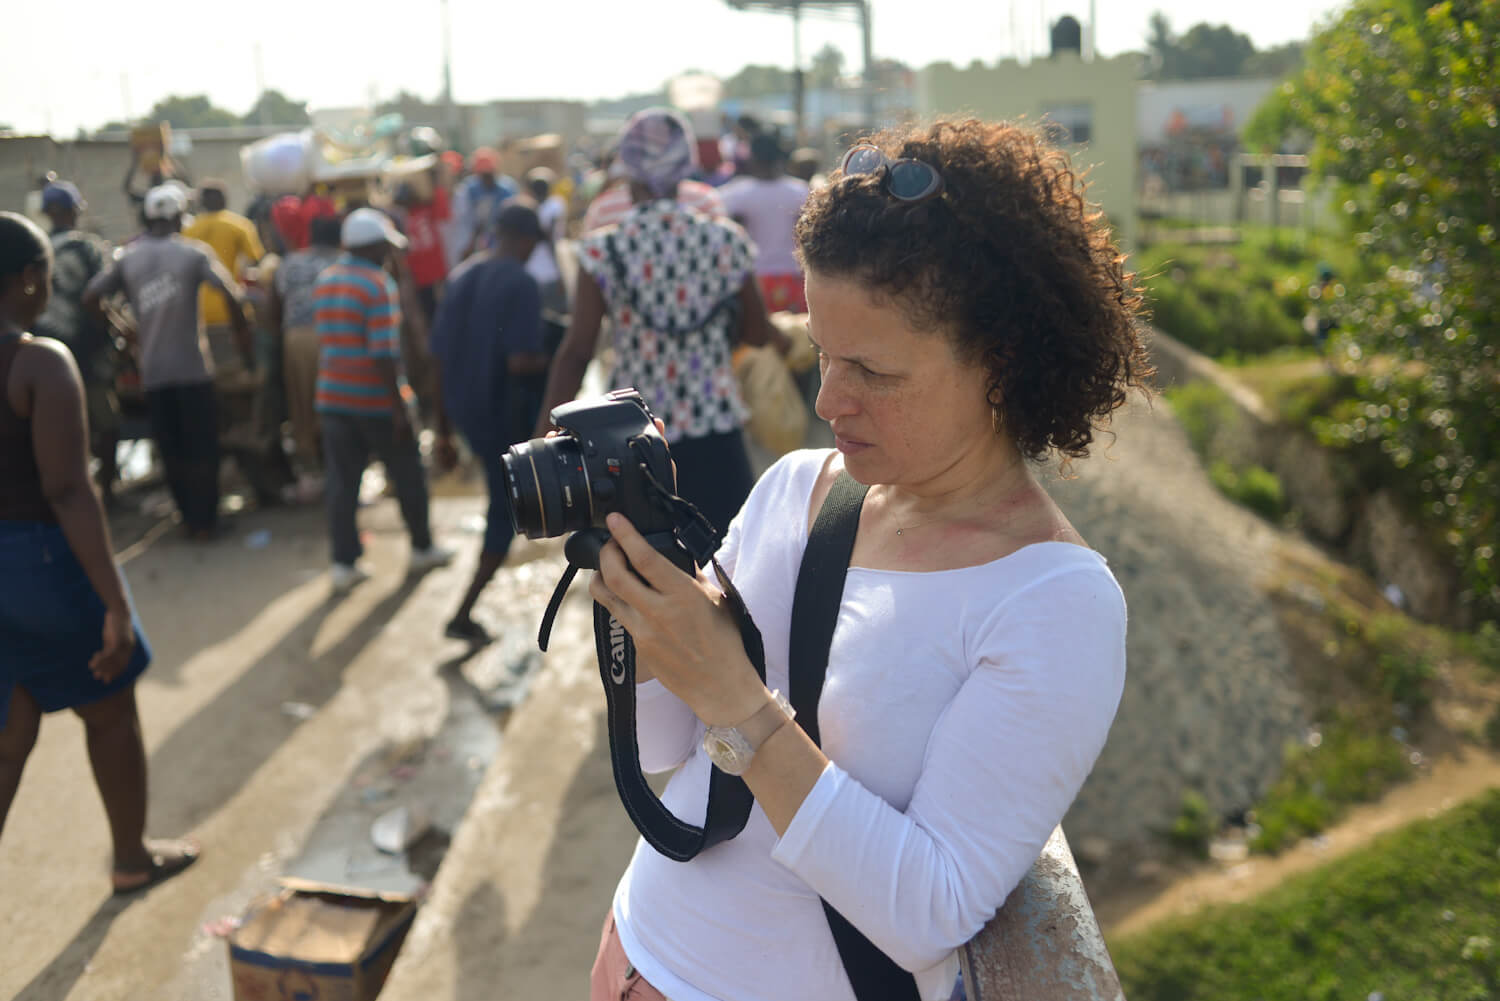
590, 911, 670, 1001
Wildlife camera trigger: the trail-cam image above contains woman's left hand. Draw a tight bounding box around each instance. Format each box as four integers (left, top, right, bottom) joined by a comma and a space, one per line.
589, 512, 768, 727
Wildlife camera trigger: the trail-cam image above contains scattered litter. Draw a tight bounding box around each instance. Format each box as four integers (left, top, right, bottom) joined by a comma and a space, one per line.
280, 701, 316, 720
360, 785, 395, 805
371, 806, 429, 854
1208, 838, 1249, 863
245, 529, 273, 550
138, 489, 175, 518
1383, 583, 1406, 608
1391, 726, 1409, 743
202, 915, 242, 938
1409, 750, 1424, 766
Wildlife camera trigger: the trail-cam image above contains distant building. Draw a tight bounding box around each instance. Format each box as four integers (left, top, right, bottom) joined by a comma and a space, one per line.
312, 99, 588, 153
1136, 77, 1279, 198
917, 48, 1141, 250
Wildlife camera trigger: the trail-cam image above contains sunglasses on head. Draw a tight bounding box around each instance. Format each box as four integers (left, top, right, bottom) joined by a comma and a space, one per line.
838, 144, 945, 202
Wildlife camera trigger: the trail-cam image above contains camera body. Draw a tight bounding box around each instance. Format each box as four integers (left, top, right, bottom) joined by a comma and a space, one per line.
503, 389, 691, 573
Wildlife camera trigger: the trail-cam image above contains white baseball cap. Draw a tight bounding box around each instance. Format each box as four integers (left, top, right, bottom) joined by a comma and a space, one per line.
341, 207, 408, 250
143, 184, 187, 221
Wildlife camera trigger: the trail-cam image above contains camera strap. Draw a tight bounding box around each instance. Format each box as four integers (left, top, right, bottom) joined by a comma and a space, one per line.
591, 550, 764, 861
792, 472, 921, 1001
541, 460, 763, 861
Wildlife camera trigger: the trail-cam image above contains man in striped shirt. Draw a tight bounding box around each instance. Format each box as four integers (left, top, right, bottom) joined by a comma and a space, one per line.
313, 209, 453, 592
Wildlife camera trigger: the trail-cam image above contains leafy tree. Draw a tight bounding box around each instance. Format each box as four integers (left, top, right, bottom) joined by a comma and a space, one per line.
142, 94, 239, 129
1243, 40, 1306, 78
1146, 13, 1257, 79
242, 89, 310, 126
808, 43, 846, 89
722, 64, 794, 99
1249, 0, 1500, 622
376, 90, 438, 117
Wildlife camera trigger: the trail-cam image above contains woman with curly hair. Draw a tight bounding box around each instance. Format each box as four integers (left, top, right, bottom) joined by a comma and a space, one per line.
583, 120, 1151, 1001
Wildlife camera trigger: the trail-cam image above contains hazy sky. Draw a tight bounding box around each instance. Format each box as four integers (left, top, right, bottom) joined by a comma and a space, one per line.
7, 0, 1348, 137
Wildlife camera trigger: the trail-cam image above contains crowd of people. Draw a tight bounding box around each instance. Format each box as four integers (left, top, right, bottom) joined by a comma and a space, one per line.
2, 107, 1146, 1001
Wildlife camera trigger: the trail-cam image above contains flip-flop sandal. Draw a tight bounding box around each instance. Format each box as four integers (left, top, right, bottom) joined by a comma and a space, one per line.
111, 838, 201, 896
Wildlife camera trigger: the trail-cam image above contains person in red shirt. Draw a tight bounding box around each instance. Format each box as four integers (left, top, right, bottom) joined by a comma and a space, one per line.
392, 171, 451, 327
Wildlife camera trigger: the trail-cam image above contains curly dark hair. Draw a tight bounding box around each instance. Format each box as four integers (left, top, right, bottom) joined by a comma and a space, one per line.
795, 119, 1151, 461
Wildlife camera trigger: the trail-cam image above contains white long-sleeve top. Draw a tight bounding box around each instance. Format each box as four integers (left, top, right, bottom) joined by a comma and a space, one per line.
614, 449, 1127, 1001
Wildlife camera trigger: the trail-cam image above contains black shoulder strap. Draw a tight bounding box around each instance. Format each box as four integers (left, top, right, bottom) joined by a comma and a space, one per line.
788, 471, 922, 1001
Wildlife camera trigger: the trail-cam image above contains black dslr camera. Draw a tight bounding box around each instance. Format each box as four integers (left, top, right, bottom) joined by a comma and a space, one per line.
503, 389, 703, 581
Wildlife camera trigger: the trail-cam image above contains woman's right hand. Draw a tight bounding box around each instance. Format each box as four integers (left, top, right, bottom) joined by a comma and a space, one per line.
90, 607, 135, 683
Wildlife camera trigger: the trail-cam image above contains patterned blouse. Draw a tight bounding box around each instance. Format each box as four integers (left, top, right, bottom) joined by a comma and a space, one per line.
578, 200, 753, 443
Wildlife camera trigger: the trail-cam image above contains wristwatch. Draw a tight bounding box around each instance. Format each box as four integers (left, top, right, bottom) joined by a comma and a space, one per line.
702, 689, 796, 776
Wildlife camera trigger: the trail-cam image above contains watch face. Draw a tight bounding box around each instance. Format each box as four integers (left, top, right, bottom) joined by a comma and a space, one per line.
703, 729, 752, 775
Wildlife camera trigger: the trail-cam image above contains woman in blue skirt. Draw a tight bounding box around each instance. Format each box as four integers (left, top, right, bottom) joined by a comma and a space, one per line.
0, 212, 199, 894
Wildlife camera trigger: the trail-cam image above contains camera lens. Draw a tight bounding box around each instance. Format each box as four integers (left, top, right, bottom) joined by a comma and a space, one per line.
503, 436, 595, 539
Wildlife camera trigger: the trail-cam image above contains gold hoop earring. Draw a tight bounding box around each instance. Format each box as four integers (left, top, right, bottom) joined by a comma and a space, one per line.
24, 284, 36, 295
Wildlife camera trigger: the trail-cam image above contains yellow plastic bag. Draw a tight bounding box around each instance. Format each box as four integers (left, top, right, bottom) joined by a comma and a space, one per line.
734, 344, 808, 456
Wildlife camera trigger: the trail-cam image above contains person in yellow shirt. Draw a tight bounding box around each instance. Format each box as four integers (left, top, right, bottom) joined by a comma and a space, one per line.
183, 181, 263, 372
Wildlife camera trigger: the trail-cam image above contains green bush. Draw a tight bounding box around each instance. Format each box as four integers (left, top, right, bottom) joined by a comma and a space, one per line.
1249, 719, 1411, 854
1209, 461, 1287, 522
1138, 226, 1367, 360
1113, 790, 1500, 1000
1364, 614, 1435, 711
1484, 709, 1500, 751
1168, 790, 1217, 858
1248, 0, 1500, 624
1163, 381, 1238, 456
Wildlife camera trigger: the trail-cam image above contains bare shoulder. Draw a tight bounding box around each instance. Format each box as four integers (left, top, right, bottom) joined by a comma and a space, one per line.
6, 336, 80, 418
16, 335, 79, 379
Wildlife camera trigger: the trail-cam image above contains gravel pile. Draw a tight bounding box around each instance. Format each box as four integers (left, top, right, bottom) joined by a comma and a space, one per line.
1044, 399, 1309, 850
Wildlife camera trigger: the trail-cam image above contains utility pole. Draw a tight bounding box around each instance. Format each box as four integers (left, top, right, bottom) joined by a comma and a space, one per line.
792, 2, 804, 143
442, 0, 458, 145
859, 0, 874, 128
725, 0, 876, 134
254, 43, 269, 124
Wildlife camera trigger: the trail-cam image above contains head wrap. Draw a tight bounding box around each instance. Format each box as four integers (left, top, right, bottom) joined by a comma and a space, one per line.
271, 196, 307, 250
615, 108, 699, 198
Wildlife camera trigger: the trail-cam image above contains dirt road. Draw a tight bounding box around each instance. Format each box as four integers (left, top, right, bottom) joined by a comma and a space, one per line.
0, 490, 577, 1001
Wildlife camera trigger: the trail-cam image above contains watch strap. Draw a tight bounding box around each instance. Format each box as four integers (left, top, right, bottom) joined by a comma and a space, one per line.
734, 689, 795, 752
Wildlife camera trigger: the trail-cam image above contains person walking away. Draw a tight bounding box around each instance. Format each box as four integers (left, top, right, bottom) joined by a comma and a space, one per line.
312, 208, 453, 593
269, 211, 343, 489
0, 212, 200, 895
522, 169, 572, 354
720, 133, 812, 313
33, 181, 125, 504
581, 147, 727, 234
183, 181, 265, 376
392, 172, 451, 327
84, 185, 253, 540
452, 147, 518, 262
535, 108, 792, 537
430, 203, 550, 643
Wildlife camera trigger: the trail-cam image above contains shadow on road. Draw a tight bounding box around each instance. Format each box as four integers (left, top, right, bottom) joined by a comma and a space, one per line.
11, 895, 134, 1001
148, 574, 427, 835
450, 713, 637, 1001
12, 572, 430, 997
